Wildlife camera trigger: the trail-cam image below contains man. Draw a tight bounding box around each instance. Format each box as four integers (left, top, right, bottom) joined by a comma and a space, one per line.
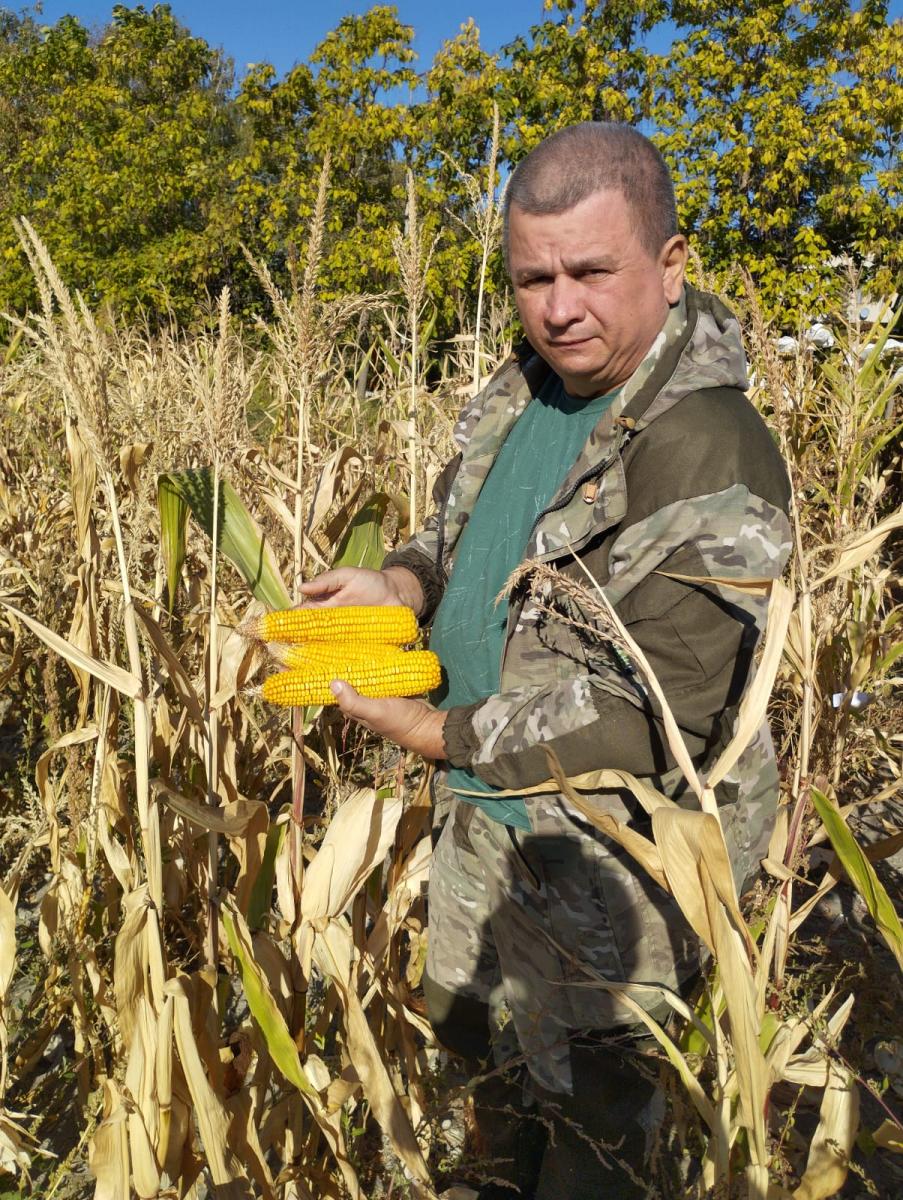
302, 123, 791, 1198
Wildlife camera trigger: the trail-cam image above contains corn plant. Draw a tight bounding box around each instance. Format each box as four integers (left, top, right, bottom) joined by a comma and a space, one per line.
0, 227, 899, 1200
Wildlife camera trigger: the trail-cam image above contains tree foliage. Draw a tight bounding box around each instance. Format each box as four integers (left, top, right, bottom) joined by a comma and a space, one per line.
0, 0, 898, 325
659, 0, 902, 312
0, 4, 237, 318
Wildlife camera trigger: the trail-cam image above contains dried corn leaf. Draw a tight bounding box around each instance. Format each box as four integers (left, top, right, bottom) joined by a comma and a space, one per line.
707, 580, 793, 788
567, 550, 711, 807
307, 446, 364, 536
872, 1119, 903, 1153
97, 770, 136, 893
454, 762, 677, 814
152, 781, 264, 836
810, 509, 903, 589
88, 1081, 130, 1200
0, 886, 14, 1003
793, 1059, 859, 1199
779, 994, 855, 1087
0, 886, 14, 1095
300, 787, 403, 925
0, 599, 141, 698
313, 918, 433, 1189
156, 994, 175, 1168
113, 887, 164, 1052
704, 876, 768, 1170
576, 972, 718, 1135
124, 999, 161, 1198
542, 748, 668, 890
132, 603, 206, 727
225, 1090, 277, 1199
652, 808, 753, 959
166, 978, 250, 1195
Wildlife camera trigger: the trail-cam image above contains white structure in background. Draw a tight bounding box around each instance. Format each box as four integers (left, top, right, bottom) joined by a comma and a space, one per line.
774, 286, 900, 365
804, 321, 835, 349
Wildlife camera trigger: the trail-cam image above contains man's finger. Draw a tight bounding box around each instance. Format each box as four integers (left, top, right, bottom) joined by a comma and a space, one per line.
329, 680, 404, 735
329, 679, 374, 719
300, 574, 340, 595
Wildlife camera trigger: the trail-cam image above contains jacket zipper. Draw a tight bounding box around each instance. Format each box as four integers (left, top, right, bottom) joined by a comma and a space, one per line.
525, 438, 623, 555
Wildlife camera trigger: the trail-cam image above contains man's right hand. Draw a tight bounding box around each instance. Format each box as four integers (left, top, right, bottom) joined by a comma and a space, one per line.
299, 566, 425, 617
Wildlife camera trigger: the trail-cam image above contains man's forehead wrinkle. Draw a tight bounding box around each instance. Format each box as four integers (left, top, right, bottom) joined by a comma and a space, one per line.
561, 251, 619, 273
510, 250, 620, 283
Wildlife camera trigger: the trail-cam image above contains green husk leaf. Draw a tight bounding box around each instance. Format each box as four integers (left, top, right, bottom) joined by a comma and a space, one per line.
332, 492, 391, 570
810, 787, 903, 969
159, 469, 291, 609
222, 900, 319, 1097
248, 821, 285, 931
157, 474, 189, 612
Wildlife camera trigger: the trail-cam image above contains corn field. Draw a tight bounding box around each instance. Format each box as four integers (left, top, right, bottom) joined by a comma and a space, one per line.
0, 201, 900, 1200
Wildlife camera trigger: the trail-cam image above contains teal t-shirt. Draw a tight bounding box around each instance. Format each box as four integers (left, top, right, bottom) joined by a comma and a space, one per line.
430, 375, 620, 829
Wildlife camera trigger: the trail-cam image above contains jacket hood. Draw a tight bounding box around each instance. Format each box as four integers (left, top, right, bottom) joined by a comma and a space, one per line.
622, 285, 749, 430
441, 285, 750, 566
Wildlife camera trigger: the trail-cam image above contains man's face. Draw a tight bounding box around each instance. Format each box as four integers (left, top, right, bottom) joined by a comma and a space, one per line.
507, 188, 688, 398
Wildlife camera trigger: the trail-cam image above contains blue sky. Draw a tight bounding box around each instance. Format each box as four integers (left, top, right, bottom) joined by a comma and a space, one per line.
21, 1, 903, 84
25, 1, 672, 80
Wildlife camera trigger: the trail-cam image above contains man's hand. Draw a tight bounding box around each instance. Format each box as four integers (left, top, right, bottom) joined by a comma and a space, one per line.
300, 566, 424, 615
328, 681, 447, 761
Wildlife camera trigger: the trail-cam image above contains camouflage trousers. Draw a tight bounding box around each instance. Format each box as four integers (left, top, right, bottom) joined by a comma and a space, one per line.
426, 793, 702, 1095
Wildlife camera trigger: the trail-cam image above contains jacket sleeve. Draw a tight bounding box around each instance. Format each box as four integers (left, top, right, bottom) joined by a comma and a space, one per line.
381, 451, 461, 626
441, 408, 792, 790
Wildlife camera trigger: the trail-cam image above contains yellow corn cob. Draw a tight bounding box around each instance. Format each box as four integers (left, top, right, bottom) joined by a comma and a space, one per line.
276, 641, 394, 672
246, 605, 418, 646
262, 650, 442, 706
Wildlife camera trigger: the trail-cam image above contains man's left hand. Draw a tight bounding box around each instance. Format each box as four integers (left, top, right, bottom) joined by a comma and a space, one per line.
328, 681, 447, 761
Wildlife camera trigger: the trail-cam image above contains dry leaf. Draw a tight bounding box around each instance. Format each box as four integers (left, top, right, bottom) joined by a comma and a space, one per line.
810, 509, 903, 589
300, 788, 403, 924
793, 1060, 859, 1199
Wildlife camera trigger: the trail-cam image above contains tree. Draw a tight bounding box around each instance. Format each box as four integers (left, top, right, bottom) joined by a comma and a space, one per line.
306, 5, 418, 296
655, 0, 901, 319
408, 20, 510, 328
0, 4, 237, 319
501, 0, 667, 152
229, 59, 318, 285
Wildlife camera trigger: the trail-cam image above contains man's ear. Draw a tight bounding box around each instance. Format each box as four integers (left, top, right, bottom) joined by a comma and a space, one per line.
660, 234, 689, 304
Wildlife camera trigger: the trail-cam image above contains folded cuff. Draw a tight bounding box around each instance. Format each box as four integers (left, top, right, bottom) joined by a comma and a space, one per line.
382, 548, 445, 626
441, 701, 484, 768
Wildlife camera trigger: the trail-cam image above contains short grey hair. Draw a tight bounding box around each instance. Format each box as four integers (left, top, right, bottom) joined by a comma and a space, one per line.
503, 122, 678, 258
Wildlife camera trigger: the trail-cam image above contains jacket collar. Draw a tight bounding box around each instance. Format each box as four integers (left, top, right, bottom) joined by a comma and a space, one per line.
443, 285, 748, 563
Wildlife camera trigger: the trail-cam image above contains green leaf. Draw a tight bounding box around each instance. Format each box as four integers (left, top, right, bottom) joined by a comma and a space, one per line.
247, 820, 285, 931
222, 900, 319, 1097
331, 492, 390, 570
158, 468, 291, 610
157, 473, 189, 612
810, 787, 903, 970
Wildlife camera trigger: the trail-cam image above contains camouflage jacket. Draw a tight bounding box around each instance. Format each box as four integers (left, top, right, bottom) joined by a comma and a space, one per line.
385, 285, 792, 887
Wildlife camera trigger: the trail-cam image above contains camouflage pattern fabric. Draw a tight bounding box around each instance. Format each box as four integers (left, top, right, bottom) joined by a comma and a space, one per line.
385, 283, 793, 1094
427, 798, 699, 1094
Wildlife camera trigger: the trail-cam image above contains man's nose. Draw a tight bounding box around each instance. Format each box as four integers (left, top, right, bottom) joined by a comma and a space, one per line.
546, 275, 583, 326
